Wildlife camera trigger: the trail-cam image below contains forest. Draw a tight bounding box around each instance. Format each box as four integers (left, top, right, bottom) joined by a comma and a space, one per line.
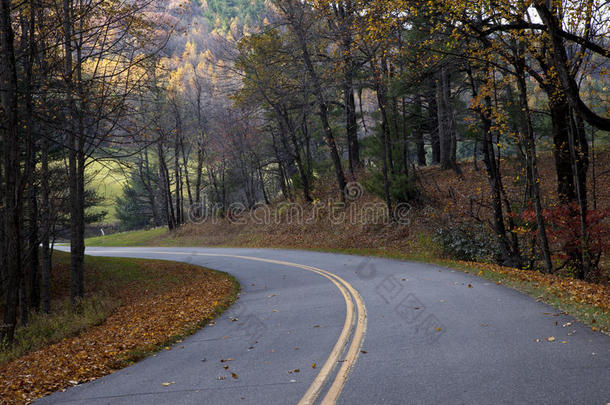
0, 0, 609, 348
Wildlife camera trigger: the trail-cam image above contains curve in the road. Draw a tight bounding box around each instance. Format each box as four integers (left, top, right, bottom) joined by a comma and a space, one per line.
41, 247, 610, 405
96, 251, 368, 405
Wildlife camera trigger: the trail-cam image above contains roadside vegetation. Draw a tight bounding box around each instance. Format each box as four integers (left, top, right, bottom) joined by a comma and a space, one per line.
0, 251, 239, 404
87, 150, 610, 333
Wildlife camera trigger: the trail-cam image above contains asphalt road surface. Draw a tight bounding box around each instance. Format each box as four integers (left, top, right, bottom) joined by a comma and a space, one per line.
39, 247, 610, 404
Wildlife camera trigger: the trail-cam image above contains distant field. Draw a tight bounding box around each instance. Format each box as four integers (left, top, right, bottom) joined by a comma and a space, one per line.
86, 160, 128, 223
86, 227, 170, 247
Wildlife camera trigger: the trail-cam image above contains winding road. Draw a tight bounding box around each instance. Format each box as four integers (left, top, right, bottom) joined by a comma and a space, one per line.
40, 247, 609, 404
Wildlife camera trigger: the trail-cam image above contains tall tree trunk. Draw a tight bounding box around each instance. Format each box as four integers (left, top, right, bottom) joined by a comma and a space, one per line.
436, 66, 457, 170
194, 142, 204, 213
373, 59, 393, 216
344, 62, 360, 175
569, 109, 590, 279
158, 142, 175, 231
41, 137, 51, 314
549, 97, 576, 203
174, 135, 182, 227
63, 0, 85, 306
534, 3, 610, 131
467, 66, 521, 267
426, 75, 440, 164
335, 1, 360, 176
286, 6, 347, 199
515, 61, 553, 274
414, 94, 426, 166
27, 149, 40, 312
0, 0, 24, 343
271, 131, 290, 200
180, 136, 193, 208
480, 100, 521, 268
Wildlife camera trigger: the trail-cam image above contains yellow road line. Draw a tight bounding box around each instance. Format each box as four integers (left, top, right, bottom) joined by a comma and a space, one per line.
94, 250, 367, 405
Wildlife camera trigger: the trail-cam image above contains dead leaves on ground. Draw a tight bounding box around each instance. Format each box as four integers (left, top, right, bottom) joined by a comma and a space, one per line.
0, 271, 236, 405
458, 261, 610, 312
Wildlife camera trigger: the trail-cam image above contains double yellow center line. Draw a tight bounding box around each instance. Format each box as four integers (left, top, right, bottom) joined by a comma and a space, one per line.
96, 250, 368, 405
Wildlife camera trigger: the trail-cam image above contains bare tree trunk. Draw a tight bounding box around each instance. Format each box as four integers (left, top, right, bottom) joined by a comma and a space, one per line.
271, 131, 290, 199
467, 66, 521, 267
27, 141, 39, 313
568, 110, 590, 279
174, 135, 182, 227
334, 1, 360, 175
282, 1, 347, 199
158, 142, 175, 230
426, 75, 440, 164
515, 61, 553, 273
0, 0, 24, 343
194, 142, 204, 211
436, 66, 457, 170
373, 58, 393, 215
414, 95, 426, 166
41, 137, 51, 314
534, 3, 610, 131
180, 136, 193, 207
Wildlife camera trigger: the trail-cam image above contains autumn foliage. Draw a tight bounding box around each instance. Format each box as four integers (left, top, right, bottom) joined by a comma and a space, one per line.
0, 260, 238, 405
515, 204, 610, 280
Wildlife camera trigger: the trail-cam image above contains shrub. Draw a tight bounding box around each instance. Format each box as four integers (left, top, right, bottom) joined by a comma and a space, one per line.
516, 203, 609, 280
434, 224, 501, 262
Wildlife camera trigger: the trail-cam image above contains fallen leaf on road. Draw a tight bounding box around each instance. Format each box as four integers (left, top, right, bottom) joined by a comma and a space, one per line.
312, 363, 316, 369
162, 382, 175, 386
547, 336, 556, 342
231, 373, 239, 379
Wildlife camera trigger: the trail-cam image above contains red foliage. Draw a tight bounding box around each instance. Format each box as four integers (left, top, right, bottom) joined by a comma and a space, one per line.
517, 203, 610, 275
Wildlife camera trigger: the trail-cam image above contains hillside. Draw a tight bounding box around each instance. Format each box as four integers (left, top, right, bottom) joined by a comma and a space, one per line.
88, 148, 610, 278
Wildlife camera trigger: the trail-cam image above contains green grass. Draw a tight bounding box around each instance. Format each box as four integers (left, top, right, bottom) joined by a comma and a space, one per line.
86, 160, 128, 223
86, 227, 170, 247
